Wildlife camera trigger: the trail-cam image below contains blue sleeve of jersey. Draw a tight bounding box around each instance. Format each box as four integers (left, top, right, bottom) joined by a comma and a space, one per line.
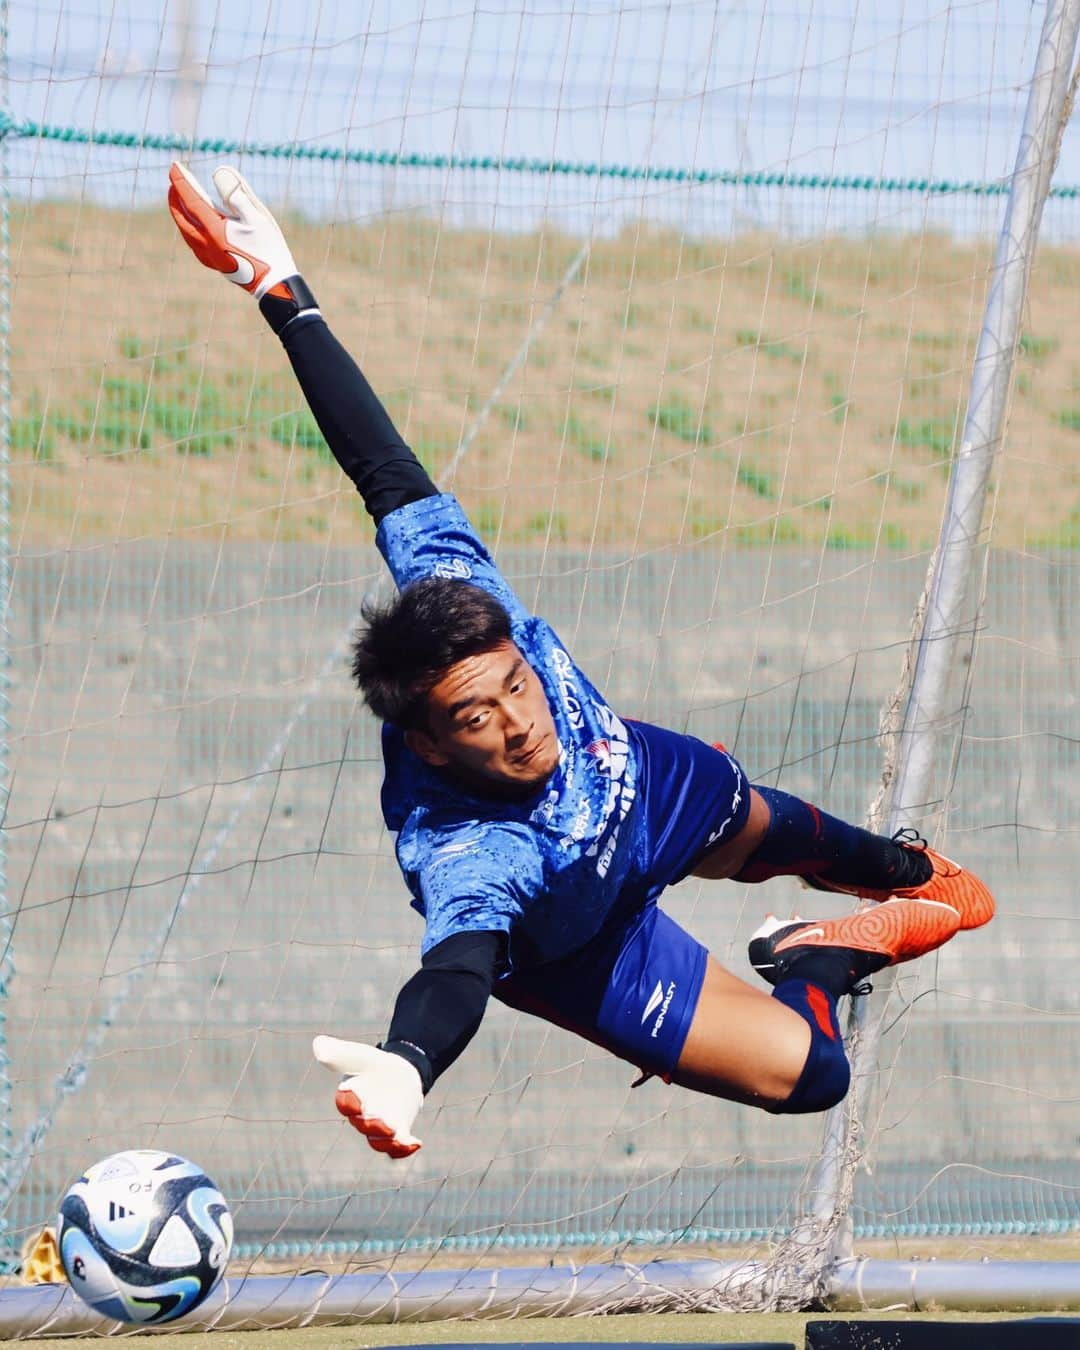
417, 824, 544, 959
375, 493, 530, 625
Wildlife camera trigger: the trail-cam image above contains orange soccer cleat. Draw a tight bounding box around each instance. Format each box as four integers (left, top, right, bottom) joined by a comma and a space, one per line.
749, 895, 963, 990
804, 828, 995, 931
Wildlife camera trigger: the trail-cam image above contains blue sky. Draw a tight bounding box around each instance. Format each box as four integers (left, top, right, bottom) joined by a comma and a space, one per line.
8, 2, 1077, 237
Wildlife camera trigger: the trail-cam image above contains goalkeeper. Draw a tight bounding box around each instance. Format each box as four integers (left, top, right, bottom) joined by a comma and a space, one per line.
168, 164, 995, 1159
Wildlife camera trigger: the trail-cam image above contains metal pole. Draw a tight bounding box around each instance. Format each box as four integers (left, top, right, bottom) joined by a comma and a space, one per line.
829, 1259, 1080, 1313
172, 0, 203, 149
5, 1256, 1080, 1335
806, 0, 1080, 1259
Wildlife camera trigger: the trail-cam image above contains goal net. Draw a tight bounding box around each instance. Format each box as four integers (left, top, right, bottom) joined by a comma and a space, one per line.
4, 0, 1079, 1298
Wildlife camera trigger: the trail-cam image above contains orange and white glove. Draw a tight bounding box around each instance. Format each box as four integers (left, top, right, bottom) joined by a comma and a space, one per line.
167, 162, 299, 297
312, 1035, 424, 1160
168, 163, 320, 334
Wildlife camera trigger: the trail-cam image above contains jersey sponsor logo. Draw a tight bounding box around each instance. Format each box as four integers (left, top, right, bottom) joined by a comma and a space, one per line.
585, 705, 635, 877
531, 788, 559, 826
550, 646, 584, 729
433, 557, 473, 580
563, 794, 592, 845
586, 737, 611, 773
650, 981, 677, 1038
641, 979, 665, 1024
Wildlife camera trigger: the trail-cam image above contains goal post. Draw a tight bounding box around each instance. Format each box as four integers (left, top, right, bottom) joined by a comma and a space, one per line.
3, 0, 1080, 1332
805, 0, 1080, 1275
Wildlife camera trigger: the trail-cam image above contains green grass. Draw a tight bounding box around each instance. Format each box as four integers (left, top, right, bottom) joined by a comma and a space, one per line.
886, 473, 925, 502
895, 416, 955, 458
882, 521, 909, 549
562, 412, 608, 460
10, 412, 54, 460
524, 510, 568, 541
650, 396, 712, 444
736, 462, 777, 499
732, 518, 801, 546
412, 439, 440, 474
689, 514, 724, 540
1019, 332, 1058, 360
1027, 506, 1080, 548
13, 337, 349, 463
497, 403, 528, 432
826, 525, 870, 550
823, 374, 849, 425
735, 329, 804, 363
825, 519, 909, 550
911, 329, 959, 349
269, 409, 329, 457
782, 268, 821, 309
473, 502, 503, 541
0, 1309, 1053, 1350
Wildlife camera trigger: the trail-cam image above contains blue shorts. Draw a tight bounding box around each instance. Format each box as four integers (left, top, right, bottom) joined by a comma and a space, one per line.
493, 722, 750, 1075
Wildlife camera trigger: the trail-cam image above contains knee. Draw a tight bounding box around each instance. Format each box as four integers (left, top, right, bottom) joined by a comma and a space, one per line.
770, 1034, 850, 1115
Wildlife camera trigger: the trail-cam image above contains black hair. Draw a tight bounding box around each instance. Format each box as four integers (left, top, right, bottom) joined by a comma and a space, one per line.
351, 577, 514, 728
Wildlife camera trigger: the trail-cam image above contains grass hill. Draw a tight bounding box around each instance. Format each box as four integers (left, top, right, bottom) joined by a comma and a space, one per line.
11, 201, 1079, 552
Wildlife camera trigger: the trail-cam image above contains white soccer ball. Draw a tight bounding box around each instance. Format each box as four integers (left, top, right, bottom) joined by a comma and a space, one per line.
56, 1149, 233, 1325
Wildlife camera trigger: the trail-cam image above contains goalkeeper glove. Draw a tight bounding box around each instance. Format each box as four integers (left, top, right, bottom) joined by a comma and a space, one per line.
167, 162, 319, 332
312, 1035, 424, 1159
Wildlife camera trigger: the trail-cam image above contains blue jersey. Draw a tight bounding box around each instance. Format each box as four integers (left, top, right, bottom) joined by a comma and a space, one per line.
377, 494, 646, 967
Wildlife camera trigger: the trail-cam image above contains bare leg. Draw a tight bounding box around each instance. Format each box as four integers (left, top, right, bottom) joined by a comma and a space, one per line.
671, 955, 812, 1109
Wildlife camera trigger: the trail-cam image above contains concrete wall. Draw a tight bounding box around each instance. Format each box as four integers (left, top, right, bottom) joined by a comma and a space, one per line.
7, 544, 1078, 1246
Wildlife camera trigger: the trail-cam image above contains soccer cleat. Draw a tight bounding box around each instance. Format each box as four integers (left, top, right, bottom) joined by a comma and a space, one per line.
749, 896, 962, 990
803, 829, 995, 931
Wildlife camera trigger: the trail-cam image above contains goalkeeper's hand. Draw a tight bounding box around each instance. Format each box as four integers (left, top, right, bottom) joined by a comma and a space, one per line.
312, 1035, 424, 1160
167, 162, 298, 300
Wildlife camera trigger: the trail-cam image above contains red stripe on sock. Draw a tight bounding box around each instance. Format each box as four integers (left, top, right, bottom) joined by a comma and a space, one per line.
806, 984, 837, 1041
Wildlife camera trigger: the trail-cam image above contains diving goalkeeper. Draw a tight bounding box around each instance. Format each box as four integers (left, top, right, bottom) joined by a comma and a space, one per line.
168, 164, 995, 1159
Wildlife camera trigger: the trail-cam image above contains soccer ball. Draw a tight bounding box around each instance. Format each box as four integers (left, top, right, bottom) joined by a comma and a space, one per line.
56, 1149, 232, 1325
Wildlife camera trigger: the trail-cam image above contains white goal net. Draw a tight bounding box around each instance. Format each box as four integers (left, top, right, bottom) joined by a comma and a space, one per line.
4, 0, 1079, 1293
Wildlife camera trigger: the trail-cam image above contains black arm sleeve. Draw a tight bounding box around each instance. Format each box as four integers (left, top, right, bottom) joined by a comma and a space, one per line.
258, 275, 438, 526
381, 930, 505, 1094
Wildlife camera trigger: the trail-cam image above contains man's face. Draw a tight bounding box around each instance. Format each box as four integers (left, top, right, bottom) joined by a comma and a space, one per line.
405, 640, 560, 792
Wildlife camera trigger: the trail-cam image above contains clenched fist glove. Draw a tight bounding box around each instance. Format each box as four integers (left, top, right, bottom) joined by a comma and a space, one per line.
167, 162, 320, 334
312, 1035, 424, 1159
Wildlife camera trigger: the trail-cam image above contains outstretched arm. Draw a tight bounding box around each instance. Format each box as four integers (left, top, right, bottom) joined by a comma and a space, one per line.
313, 930, 503, 1158
167, 162, 437, 526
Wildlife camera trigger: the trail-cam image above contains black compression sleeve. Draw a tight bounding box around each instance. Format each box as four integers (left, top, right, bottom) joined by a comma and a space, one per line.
259, 277, 438, 525
382, 930, 504, 1093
